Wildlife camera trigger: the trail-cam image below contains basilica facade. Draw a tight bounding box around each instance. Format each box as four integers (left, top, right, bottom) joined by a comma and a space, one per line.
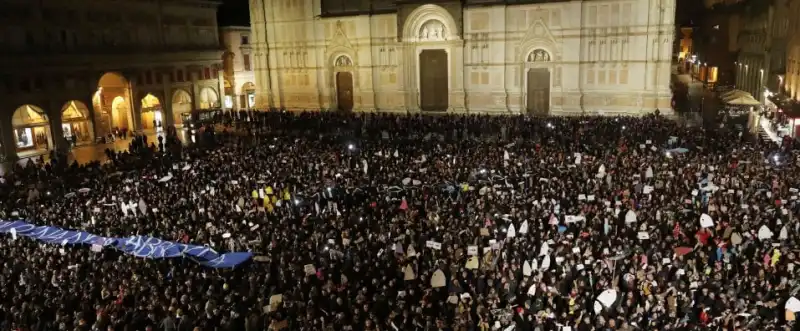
249, 0, 676, 115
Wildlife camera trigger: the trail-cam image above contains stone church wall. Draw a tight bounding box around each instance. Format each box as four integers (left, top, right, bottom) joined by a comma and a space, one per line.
249, 0, 675, 116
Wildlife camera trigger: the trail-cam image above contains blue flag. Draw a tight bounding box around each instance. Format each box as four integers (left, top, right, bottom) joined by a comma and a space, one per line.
0, 220, 252, 268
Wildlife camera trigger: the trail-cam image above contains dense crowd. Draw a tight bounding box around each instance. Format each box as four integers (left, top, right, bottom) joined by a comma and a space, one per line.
0, 111, 798, 331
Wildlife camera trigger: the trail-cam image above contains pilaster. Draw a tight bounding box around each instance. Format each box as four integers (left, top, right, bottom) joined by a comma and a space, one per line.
128, 78, 142, 131
162, 75, 175, 127
190, 68, 201, 111
217, 67, 226, 109
78, 96, 98, 144
46, 101, 66, 153
233, 94, 242, 111
0, 113, 17, 162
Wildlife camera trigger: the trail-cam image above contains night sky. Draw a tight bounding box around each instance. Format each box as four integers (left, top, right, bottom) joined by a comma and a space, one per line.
217, 0, 250, 27
676, 0, 707, 27
216, 0, 704, 28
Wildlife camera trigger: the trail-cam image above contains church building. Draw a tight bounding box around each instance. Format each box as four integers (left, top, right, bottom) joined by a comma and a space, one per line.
249, 0, 676, 115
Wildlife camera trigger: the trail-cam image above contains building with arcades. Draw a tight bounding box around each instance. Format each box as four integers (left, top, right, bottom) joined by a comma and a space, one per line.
249, 0, 676, 115
0, 0, 227, 161
220, 26, 257, 111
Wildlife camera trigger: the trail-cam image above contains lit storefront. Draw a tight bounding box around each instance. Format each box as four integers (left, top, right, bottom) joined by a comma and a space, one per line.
12, 105, 51, 153
61, 101, 93, 145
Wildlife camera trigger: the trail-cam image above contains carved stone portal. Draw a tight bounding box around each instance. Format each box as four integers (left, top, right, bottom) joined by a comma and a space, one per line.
419, 20, 446, 41
334, 55, 353, 67
527, 49, 551, 62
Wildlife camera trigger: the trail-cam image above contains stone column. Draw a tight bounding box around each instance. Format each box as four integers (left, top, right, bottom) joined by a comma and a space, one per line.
79, 95, 97, 144
448, 42, 467, 112
404, 44, 420, 112
190, 67, 201, 110
217, 67, 226, 110
128, 78, 142, 131
234, 94, 242, 111
47, 101, 67, 153
162, 74, 175, 127
85, 72, 101, 144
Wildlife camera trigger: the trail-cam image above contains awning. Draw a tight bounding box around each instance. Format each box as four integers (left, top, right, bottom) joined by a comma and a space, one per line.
721, 89, 753, 101
725, 95, 761, 105
722, 90, 756, 102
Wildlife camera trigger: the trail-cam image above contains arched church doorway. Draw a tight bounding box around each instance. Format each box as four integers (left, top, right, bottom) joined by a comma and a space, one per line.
172, 89, 192, 126
525, 49, 552, 116
95, 72, 134, 138
12, 104, 52, 154
418, 49, 448, 111
140, 94, 164, 132
332, 55, 354, 112
61, 101, 94, 146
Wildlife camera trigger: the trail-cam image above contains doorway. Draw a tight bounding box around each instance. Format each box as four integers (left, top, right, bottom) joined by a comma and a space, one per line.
419, 49, 449, 111
336, 72, 354, 111
526, 68, 551, 116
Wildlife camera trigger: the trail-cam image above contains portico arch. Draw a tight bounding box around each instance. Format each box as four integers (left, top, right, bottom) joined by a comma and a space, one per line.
198, 87, 219, 109
95, 72, 134, 136
171, 89, 192, 126
12, 104, 52, 153
60, 101, 94, 145
140, 93, 163, 131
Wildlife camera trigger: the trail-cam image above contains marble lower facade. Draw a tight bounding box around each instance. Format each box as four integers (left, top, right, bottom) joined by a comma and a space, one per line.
249, 1, 676, 116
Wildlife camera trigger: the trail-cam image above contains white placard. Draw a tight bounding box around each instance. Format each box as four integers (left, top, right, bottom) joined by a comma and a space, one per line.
699, 213, 714, 228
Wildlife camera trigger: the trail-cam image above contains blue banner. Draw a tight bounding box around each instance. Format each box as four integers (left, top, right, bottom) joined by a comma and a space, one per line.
0, 220, 252, 268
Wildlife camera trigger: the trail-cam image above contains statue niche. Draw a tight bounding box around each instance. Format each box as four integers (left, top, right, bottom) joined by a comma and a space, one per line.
419, 20, 446, 41
334, 55, 353, 67
527, 49, 551, 62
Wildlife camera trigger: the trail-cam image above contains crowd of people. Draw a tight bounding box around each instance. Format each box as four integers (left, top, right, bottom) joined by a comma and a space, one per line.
0, 111, 798, 331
